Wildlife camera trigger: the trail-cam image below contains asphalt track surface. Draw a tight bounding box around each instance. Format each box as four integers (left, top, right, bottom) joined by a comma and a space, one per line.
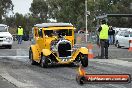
0, 41, 131, 88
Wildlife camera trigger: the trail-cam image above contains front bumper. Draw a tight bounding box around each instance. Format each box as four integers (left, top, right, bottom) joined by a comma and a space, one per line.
54, 47, 89, 64
0, 40, 13, 46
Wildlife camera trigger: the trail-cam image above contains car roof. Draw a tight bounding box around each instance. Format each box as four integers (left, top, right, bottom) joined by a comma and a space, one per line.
34, 23, 73, 28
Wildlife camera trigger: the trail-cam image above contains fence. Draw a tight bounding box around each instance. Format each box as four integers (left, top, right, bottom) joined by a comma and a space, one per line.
75, 32, 98, 44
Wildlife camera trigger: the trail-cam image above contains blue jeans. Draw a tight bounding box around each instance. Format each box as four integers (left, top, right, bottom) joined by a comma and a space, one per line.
109, 35, 113, 44
18, 35, 22, 44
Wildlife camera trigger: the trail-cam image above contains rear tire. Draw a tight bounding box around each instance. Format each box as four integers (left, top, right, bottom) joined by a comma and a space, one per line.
5, 45, 12, 49
81, 54, 88, 67
116, 41, 121, 48
8, 45, 12, 49
29, 48, 36, 65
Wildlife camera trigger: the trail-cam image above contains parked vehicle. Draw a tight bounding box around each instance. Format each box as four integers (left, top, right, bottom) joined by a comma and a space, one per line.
22, 33, 29, 41
29, 23, 89, 67
115, 29, 132, 48
0, 24, 13, 49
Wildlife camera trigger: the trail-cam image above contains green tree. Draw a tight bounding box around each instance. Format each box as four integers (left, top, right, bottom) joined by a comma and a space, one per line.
30, 0, 48, 22
47, 0, 85, 29
0, 0, 13, 22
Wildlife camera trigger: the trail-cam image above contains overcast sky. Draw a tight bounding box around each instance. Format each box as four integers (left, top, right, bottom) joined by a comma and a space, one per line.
11, 0, 33, 15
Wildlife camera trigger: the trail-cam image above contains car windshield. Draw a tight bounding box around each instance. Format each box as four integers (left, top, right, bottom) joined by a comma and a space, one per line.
44, 29, 72, 37
44, 30, 54, 37
0, 26, 8, 32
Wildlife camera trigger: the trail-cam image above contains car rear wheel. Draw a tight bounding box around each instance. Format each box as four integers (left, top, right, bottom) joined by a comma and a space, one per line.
116, 41, 121, 48
29, 49, 36, 65
81, 54, 88, 67
40, 55, 49, 68
8, 45, 12, 49
5, 45, 12, 49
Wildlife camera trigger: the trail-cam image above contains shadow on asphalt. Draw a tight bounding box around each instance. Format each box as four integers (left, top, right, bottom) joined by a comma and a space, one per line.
119, 47, 129, 49
34, 63, 79, 69
0, 46, 8, 49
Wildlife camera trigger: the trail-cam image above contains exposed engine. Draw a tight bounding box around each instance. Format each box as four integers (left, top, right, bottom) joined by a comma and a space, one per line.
50, 38, 72, 58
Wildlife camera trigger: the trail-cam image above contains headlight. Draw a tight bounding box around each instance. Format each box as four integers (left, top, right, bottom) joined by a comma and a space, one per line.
6, 37, 12, 41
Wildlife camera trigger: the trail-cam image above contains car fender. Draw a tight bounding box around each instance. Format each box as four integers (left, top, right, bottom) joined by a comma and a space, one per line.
30, 44, 40, 62
79, 47, 89, 54
42, 49, 52, 56
71, 47, 88, 61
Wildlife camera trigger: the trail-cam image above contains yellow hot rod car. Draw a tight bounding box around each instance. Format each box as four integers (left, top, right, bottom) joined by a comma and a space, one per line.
29, 23, 89, 67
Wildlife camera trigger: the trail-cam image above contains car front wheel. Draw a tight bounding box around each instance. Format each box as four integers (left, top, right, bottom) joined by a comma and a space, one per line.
40, 55, 49, 68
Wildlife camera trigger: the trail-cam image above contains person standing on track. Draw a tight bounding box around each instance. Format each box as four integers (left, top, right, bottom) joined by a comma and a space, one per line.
98, 19, 109, 59
17, 26, 24, 44
108, 26, 115, 45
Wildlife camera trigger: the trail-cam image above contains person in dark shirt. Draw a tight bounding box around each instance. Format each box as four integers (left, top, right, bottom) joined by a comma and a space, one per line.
108, 26, 115, 45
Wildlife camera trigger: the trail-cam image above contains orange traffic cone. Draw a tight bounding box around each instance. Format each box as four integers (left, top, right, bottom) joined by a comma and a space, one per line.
87, 43, 94, 59
128, 40, 132, 51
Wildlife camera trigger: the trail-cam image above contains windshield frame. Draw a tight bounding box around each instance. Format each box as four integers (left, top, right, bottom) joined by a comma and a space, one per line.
44, 29, 73, 37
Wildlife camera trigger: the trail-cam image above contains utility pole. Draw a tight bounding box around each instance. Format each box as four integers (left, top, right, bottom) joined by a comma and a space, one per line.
85, 0, 88, 42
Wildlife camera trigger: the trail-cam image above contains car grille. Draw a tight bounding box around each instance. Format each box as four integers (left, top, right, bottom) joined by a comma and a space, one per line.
58, 42, 71, 58
0, 40, 3, 42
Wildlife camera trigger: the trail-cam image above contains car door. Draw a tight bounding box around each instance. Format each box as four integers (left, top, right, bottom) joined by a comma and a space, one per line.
117, 31, 125, 46
128, 32, 132, 47
122, 31, 129, 47
37, 28, 44, 50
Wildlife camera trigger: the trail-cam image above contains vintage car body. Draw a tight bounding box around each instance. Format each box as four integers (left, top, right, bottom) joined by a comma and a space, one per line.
29, 23, 89, 67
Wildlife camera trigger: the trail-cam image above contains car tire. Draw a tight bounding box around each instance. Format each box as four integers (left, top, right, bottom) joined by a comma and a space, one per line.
29, 49, 36, 65
81, 54, 88, 67
116, 41, 121, 48
6, 45, 12, 49
40, 55, 49, 68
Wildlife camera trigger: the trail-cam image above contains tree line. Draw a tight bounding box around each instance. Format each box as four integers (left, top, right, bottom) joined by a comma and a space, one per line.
1, 0, 132, 34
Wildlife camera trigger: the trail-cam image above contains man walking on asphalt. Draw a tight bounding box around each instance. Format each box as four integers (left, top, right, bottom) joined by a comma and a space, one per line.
17, 26, 23, 44
98, 19, 109, 59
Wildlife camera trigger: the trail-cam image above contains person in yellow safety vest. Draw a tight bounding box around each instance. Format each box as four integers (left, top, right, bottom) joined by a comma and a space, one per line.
17, 26, 24, 44
98, 19, 109, 59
